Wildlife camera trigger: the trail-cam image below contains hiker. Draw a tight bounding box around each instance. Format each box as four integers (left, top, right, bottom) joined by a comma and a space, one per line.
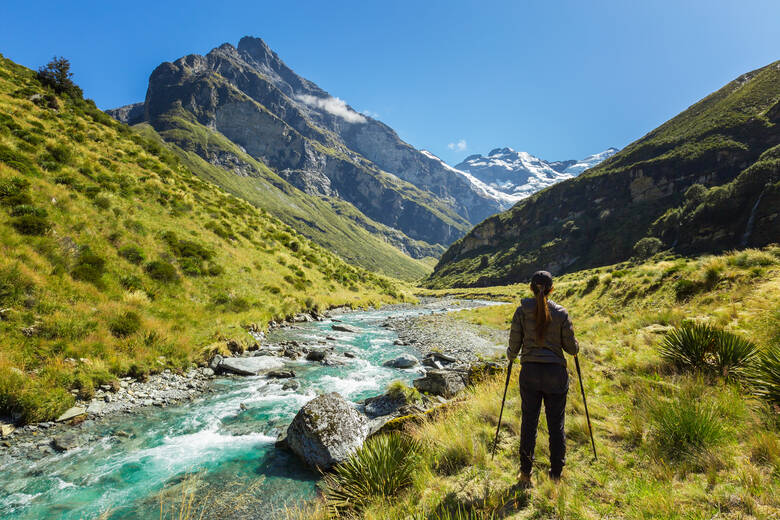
506, 270, 579, 483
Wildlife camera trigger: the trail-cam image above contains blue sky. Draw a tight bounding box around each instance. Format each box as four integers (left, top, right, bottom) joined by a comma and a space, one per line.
1, 1, 778, 163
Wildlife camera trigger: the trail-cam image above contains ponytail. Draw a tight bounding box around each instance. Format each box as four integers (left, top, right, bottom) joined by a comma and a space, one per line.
534, 283, 551, 343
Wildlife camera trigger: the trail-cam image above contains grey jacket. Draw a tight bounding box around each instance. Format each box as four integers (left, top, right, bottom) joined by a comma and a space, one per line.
506, 298, 579, 365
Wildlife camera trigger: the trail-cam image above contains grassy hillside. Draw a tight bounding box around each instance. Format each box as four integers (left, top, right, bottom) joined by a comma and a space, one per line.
134, 120, 440, 281
294, 247, 780, 519
428, 61, 780, 288
0, 54, 413, 424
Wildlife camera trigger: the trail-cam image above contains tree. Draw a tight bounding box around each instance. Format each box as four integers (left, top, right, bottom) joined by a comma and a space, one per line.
37, 56, 82, 97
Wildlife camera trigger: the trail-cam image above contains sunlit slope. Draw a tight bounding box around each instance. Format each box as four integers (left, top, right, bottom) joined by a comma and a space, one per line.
428, 61, 780, 288
0, 54, 412, 423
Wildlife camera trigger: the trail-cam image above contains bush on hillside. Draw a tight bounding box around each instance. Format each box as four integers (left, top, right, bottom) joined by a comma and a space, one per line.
71, 250, 106, 285
109, 311, 141, 338
633, 237, 664, 259
0, 264, 33, 307
0, 144, 39, 176
11, 214, 50, 235
118, 245, 145, 265
36, 56, 83, 98
145, 260, 178, 283
0, 176, 32, 207
323, 433, 424, 515
659, 323, 760, 380
650, 393, 727, 461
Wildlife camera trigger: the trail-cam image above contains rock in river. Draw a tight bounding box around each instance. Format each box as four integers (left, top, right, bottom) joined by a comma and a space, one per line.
266, 369, 296, 379
56, 406, 87, 422
286, 392, 368, 470
305, 350, 328, 362
413, 369, 466, 398
382, 354, 419, 369
331, 324, 361, 333
52, 433, 81, 451
219, 356, 284, 376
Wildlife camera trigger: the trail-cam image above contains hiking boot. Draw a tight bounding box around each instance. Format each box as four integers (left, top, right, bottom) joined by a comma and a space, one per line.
517, 472, 532, 488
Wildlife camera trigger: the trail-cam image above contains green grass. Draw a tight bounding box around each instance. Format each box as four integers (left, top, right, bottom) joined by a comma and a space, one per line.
0, 53, 414, 423
287, 248, 780, 519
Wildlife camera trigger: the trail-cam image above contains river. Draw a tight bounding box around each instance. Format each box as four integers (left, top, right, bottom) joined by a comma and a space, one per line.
0, 299, 496, 519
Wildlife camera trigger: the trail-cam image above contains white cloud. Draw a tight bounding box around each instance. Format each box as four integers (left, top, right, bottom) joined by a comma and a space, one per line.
296, 94, 367, 123
448, 139, 467, 152
361, 109, 380, 119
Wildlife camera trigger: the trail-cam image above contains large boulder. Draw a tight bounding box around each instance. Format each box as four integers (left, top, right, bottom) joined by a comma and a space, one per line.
56, 406, 87, 422
382, 354, 419, 369
219, 356, 284, 376
331, 324, 361, 333
286, 392, 368, 470
52, 433, 81, 451
413, 370, 466, 398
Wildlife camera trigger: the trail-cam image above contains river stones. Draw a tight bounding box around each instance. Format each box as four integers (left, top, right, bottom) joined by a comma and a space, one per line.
286, 392, 368, 470
208, 355, 223, 371
331, 324, 361, 333
266, 369, 296, 379
56, 406, 87, 422
282, 379, 300, 391
0, 423, 14, 438
413, 369, 466, 398
52, 433, 81, 451
382, 354, 419, 369
218, 356, 285, 376
305, 349, 327, 362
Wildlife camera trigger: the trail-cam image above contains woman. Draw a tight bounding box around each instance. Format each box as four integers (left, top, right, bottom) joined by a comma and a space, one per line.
506, 270, 579, 483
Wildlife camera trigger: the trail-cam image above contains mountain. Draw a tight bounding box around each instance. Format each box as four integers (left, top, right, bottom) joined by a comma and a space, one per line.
427, 61, 780, 288
454, 147, 618, 203
108, 37, 504, 274
0, 54, 410, 422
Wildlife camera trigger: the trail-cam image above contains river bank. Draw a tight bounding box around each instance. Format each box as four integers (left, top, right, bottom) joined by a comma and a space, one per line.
0, 297, 506, 519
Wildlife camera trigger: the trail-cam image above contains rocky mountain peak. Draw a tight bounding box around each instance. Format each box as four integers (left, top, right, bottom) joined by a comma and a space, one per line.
488, 147, 514, 156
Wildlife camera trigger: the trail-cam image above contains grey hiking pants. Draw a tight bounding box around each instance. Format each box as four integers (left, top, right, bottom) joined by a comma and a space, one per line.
518, 362, 569, 477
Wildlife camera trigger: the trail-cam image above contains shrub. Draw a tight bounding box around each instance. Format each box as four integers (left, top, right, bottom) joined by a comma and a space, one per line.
633, 237, 664, 259
12, 214, 51, 235
119, 274, 144, 291
0, 264, 33, 306
674, 278, 700, 300
0, 144, 38, 176
46, 143, 73, 165
93, 194, 111, 210
0, 177, 31, 206
753, 346, 780, 405
386, 380, 421, 403
37, 56, 83, 97
118, 245, 145, 265
71, 250, 106, 285
145, 260, 178, 283
323, 433, 424, 515
727, 250, 776, 268
10, 204, 46, 217
650, 394, 727, 460
109, 311, 141, 338
659, 323, 759, 380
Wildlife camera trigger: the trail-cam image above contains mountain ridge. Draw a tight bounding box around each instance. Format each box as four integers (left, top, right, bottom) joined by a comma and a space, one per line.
454, 146, 618, 203
108, 36, 505, 265
427, 60, 780, 288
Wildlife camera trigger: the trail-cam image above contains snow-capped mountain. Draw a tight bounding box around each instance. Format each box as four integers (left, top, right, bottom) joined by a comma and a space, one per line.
454, 147, 618, 202
563, 147, 619, 175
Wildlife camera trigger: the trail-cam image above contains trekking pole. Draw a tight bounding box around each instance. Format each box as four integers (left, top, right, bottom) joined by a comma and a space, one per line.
491, 359, 514, 459
574, 355, 597, 461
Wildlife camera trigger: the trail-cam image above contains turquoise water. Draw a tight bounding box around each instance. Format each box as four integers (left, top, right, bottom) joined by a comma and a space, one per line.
0, 303, 481, 519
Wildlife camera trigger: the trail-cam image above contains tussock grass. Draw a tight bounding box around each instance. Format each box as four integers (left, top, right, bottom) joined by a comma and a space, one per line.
284, 248, 780, 519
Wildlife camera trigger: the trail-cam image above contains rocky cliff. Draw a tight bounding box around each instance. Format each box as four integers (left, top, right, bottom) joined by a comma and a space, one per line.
109, 36, 504, 252
428, 61, 780, 287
